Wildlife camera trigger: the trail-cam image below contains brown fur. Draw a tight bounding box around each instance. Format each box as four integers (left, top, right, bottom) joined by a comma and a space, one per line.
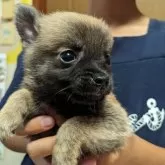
0, 4, 132, 165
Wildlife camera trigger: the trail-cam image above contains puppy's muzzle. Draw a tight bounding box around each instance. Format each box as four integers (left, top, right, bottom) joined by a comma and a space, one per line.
80, 75, 109, 87
74, 72, 110, 94
70, 72, 111, 102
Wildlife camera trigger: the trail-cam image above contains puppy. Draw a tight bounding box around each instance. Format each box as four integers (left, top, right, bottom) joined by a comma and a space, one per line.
0, 4, 132, 165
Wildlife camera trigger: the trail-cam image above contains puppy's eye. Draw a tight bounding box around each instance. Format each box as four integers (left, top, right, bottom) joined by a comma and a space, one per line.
60, 50, 76, 63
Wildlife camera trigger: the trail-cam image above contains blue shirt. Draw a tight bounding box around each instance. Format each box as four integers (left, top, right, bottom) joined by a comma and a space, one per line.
1, 19, 165, 164
112, 19, 165, 147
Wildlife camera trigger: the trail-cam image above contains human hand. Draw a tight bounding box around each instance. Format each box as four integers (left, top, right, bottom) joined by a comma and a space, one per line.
16, 115, 97, 165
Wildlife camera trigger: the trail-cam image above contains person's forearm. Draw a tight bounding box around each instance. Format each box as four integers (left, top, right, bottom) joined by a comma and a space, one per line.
118, 135, 165, 165
3, 135, 29, 153
98, 134, 165, 165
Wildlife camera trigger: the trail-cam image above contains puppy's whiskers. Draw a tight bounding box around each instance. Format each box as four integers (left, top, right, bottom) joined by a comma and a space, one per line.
67, 92, 73, 102
54, 86, 71, 96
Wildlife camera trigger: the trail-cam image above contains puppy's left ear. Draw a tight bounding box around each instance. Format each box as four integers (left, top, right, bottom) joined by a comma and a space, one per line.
15, 4, 41, 47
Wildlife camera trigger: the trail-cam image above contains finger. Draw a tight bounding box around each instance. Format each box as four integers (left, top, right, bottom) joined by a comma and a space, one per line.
27, 136, 56, 158
32, 158, 51, 165
97, 152, 120, 165
16, 116, 55, 136
80, 158, 96, 165
108, 152, 119, 163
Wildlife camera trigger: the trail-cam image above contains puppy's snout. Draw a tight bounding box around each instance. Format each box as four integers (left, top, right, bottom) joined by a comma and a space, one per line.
80, 75, 109, 86
94, 76, 109, 86
80, 76, 94, 85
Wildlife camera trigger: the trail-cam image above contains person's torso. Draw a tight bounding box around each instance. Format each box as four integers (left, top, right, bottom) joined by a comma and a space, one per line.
112, 19, 165, 147
2, 20, 165, 165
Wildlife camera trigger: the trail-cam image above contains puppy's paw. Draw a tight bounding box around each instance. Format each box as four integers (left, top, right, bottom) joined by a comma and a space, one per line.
52, 153, 78, 165
52, 121, 81, 165
0, 112, 18, 140
0, 126, 14, 141
52, 138, 79, 165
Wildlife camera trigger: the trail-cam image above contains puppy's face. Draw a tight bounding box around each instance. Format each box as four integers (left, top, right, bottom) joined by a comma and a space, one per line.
16, 5, 113, 104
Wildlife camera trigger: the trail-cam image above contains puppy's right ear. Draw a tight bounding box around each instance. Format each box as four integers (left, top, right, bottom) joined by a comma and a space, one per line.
15, 4, 40, 47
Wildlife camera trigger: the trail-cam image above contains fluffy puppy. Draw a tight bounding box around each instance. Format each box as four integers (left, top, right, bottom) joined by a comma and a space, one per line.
0, 4, 131, 165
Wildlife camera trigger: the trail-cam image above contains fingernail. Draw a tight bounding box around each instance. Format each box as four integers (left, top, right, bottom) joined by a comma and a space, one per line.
41, 117, 54, 128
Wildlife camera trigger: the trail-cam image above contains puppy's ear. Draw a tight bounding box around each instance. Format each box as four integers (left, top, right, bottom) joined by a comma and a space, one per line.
15, 4, 40, 47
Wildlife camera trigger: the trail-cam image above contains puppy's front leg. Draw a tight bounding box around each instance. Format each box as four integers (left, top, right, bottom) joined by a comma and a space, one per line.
52, 94, 132, 165
0, 88, 35, 140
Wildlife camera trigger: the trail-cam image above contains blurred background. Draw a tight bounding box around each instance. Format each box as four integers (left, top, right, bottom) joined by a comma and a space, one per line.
0, 0, 165, 164
0, 1, 88, 164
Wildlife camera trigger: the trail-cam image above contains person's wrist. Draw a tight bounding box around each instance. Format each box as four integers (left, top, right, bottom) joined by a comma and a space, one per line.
96, 135, 134, 165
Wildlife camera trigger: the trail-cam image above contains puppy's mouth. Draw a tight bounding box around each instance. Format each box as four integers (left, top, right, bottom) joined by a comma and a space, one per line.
73, 85, 105, 97
54, 73, 111, 105
69, 75, 111, 104
70, 92, 104, 105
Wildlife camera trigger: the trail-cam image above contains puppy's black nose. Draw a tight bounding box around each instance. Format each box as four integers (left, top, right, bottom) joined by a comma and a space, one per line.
94, 76, 109, 86
80, 77, 94, 84
80, 76, 109, 86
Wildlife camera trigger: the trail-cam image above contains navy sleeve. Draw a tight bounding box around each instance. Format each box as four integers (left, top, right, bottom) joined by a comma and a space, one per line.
0, 52, 34, 165
0, 52, 24, 109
